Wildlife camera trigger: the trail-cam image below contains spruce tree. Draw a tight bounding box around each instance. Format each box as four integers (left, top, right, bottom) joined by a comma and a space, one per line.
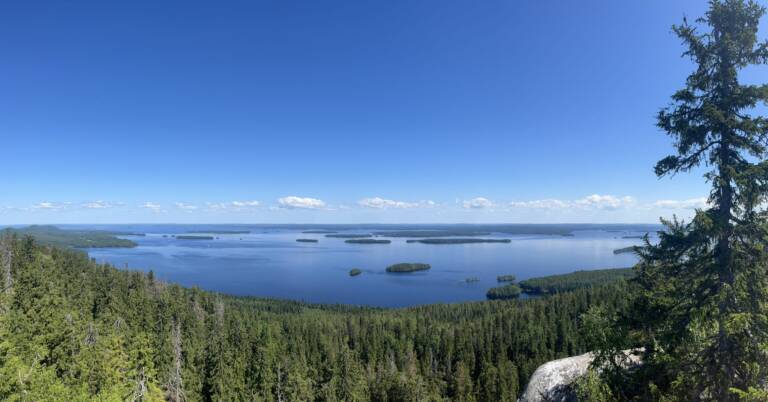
634, 0, 768, 399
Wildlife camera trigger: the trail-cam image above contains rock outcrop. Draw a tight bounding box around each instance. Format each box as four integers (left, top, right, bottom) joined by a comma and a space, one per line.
519, 350, 642, 402
518, 352, 594, 402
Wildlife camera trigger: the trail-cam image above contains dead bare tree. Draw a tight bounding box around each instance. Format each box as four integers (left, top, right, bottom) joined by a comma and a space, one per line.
84, 322, 98, 346
214, 298, 225, 330
166, 319, 186, 402
128, 367, 148, 402
1, 234, 12, 295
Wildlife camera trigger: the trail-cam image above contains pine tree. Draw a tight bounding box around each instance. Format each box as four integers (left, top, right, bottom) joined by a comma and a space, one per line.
634, 1, 768, 399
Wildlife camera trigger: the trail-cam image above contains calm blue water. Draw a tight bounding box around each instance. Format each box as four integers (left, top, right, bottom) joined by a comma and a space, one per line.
74, 224, 656, 307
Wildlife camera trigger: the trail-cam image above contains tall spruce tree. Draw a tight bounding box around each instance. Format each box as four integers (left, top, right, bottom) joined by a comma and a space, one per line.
634, 0, 768, 400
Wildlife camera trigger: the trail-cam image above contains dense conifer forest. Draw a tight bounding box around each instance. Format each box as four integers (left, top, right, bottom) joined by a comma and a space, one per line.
0, 235, 630, 401
518, 268, 634, 295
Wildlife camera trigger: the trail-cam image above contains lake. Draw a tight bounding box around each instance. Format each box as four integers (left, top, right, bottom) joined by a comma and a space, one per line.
74, 224, 657, 307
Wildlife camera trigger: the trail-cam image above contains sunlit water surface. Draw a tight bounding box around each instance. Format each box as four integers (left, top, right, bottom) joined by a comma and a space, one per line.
76, 225, 654, 307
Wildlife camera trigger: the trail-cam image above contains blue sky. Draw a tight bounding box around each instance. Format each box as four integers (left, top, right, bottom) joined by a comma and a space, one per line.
1, 0, 765, 224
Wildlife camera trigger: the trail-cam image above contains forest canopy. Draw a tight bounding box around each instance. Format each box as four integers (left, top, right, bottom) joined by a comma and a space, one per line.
0, 235, 631, 401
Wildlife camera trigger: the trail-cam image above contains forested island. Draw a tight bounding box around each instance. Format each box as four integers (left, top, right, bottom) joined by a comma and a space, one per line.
385, 262, 431, 273
349, 268, 362, 276
345, 239, 391, 244
406, 238, 511, 244
612, 245, 638, 254
0, 235, 630, 400
189, 230, 250, 234
302, 230, 337, 234
497, 274, 516, 282
486, 283, 522, 300
296, 238, 319, 243
518, 267, 634, 294
374, 230, 492, 237
0, 225, 137, 248
176, 235, 214, 240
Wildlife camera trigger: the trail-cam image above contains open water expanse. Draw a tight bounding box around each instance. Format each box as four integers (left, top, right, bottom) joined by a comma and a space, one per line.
69, 224, 659, 307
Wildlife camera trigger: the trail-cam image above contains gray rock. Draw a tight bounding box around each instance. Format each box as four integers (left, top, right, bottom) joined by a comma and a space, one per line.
518, 352, 593, 402
519, 349, 642, 402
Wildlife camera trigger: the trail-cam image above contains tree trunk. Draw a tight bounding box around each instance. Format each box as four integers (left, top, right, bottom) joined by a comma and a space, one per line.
715, 138, 736, 400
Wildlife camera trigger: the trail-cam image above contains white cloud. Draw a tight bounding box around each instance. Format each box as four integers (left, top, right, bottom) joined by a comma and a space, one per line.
507, 195, 635, 211
574, 194, 636, 210
81, 200, 112, 209
358, 197, 434, 209
32, 202, 67, 210
174, 202, 198, 211
278, 196, 326, 209
463, 197, 493, 209
141, 202, 162, 212
207, 200, 261, 211
231, 200, 260, 208
509, 199, 570, 209
652, 197, 709, 210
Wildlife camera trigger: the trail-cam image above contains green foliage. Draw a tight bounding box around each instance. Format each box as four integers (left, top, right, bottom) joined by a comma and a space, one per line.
385, 263, 431, 273
612, 246, 638, 255
176, 235, 214, 240
373, 230, 491, 237
519, 268, 634, 294
486, 284, 522, 300
188, 230, 250, 234
599, 1, 768, 400
1, 225, 137, 248
344, 239, 391, 244
574, 370, 617, 402
0, 236, 630, 401
405, 238, 511, 244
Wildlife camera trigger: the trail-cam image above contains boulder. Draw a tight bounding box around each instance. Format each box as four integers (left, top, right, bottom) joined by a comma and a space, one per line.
518, 352, 593, 402
519, 349, 642, 402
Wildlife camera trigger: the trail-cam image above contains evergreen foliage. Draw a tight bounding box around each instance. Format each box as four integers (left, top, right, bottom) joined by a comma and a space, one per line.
0, 235, 629, 401
485, 284, 522, 300
2, 225, 137, 248
519, 268, 634, 295
596, 1, 768, 400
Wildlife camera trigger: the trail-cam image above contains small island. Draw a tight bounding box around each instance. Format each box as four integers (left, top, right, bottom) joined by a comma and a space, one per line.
406, 238, 511, 244
497, 275, 516, 283
486, 284, 522, 300
177, 235, 214, 240
326, 234, 373, 239
373, 230, 492, 238
613, 246, 639, 254
349, 268, 362, 277
345, 239, 391, 244
110, 231, 146, 237
189, 230, 251, 234
465, 277, 480, 283
303, 230, 338, 234
296, 239, 319, 243
386, 263, 431, 273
